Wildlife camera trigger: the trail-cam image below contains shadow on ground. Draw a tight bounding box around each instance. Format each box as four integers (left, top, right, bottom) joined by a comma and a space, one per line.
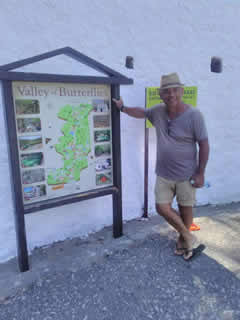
1, 203, 240, 319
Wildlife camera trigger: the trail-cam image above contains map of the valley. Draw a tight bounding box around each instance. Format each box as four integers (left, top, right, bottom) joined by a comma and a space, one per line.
47, 104, 93, 185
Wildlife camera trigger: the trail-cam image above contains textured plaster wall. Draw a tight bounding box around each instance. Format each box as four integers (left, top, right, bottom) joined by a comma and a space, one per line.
0, 0, 240, 262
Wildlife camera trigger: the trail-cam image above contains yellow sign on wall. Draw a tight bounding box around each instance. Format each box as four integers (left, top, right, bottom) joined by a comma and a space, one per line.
145, 86, 198, 128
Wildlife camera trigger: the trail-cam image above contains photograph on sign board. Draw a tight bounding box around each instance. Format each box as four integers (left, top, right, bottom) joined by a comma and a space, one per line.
92, 99, 110, 113
96, 171, 112, 185
20, 152, 44, 168
95, 158, 111, 172
23, 184, 46, 202
93, 115, 110, 128
94, 129, 110, 143
22, 168, 45, 185
95, 144, 111, 157
19, 135, 43, 151
17, 118, 41, 133
15, 99, 40, 115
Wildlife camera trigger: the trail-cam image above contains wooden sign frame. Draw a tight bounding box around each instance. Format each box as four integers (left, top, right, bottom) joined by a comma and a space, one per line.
0, 47, 133, 272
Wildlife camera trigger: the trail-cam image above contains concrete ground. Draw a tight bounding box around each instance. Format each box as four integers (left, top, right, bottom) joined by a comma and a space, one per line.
0, 202, 240, 320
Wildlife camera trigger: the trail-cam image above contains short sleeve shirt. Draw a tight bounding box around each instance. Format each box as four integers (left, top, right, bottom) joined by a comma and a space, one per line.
144, 104, 208, 181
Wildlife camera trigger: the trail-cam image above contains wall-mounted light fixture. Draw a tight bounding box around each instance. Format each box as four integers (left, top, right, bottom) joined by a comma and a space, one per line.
211, 56, 222, 73
125, 56, 134, 69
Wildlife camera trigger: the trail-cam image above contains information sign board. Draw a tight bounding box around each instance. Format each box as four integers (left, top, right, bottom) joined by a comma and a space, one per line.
0, 46, 133, 272
12, 82, 113, 205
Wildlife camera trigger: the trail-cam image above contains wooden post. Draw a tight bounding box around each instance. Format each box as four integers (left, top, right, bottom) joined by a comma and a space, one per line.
111, 84, 123, 238
2, 81, 29, 272
143, 88, 149, 218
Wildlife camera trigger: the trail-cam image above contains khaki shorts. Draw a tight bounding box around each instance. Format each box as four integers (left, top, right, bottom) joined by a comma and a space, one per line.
154, 176, 196, 207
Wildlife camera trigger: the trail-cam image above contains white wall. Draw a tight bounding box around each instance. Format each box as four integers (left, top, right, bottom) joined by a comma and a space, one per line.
1, 0, 240, 262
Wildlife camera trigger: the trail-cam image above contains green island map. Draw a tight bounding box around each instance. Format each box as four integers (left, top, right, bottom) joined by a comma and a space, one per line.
47, 104, 93, 185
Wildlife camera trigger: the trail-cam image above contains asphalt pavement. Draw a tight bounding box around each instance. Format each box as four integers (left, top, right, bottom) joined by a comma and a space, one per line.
0, 202, 240, 320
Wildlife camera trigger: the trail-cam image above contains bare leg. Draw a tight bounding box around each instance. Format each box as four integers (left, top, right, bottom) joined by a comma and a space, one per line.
156, 203, 194, 249
178, 205, 198, 260
176, 205, 194, 254
178, 205, 193, 230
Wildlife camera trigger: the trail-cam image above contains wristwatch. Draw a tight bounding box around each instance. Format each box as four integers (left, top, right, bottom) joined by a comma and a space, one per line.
120, 105, 125, 112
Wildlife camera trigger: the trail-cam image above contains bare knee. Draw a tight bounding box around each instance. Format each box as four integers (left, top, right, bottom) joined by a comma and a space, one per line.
155, 203, 171, 217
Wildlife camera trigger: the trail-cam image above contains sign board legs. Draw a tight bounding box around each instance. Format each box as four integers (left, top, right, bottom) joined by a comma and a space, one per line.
2, 81, 29, 272
15, 208, 29, 272
112, 191, 123, 238
111, 84, 123, 238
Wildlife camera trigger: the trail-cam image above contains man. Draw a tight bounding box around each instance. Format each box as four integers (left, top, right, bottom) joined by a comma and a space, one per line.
113, 73, 209, 261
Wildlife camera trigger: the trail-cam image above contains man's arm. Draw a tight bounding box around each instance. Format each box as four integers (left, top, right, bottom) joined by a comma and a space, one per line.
112, 98, 145, 119
198, 139, 210, 175
191, 139, 210, 188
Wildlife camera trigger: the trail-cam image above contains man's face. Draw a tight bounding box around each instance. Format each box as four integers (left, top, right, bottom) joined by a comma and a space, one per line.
159, 87, 184, 109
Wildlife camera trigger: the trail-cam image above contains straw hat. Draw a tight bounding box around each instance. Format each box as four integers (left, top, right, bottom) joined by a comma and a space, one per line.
160, 73, 184, 90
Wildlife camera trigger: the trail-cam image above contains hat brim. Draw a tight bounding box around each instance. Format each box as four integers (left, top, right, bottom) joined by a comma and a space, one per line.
160, 83, 184, 90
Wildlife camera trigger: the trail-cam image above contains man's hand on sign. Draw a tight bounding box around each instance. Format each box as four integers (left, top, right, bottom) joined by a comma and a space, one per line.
112, 97, 124, 111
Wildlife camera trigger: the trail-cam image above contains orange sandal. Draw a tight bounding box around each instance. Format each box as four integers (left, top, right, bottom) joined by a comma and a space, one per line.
189, 223, 200, 231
